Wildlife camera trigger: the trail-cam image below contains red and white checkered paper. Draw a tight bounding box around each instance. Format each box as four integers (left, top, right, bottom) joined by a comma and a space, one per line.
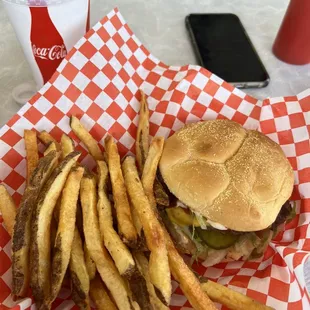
0, 8, 309, 310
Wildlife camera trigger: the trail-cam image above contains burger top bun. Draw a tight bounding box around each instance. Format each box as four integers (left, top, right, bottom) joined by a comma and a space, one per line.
159, 120, 294, 231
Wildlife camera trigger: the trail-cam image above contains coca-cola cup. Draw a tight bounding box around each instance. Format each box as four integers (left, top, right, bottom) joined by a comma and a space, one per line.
2, 0, 90, 104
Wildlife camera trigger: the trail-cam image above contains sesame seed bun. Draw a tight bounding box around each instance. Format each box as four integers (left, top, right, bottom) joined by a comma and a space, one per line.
159, 119, 294, 231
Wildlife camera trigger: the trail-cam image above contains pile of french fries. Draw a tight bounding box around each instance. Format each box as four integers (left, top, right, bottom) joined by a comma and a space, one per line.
0, 91, 273, 310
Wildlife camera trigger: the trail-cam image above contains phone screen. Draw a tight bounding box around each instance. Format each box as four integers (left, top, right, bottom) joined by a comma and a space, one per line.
186, 14, 269, 86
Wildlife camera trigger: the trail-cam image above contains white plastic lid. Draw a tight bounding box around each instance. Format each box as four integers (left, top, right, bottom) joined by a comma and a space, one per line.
2, 0, 74, 6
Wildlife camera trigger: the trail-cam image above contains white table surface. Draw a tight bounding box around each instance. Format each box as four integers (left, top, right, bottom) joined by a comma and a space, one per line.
0, 0, 309, 295
2, 0, 310, 128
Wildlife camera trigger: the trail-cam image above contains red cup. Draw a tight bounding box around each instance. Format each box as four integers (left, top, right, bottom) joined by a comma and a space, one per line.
2, 0, 90, 88
273, 0, 310, 65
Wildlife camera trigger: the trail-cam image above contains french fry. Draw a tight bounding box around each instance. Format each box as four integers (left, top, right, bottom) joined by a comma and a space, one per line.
201, 280, 274, 310
50, 166, 84, 303
54, 134, 75, 221
133, 252, 169, 310
70, 116, 104, 161
61, 134, 75, 159
131, 205, 143, 238
51, 200, 89, 309
44, 141, 57, 156
90, 274, 117, 310
136, 90, 149, 172
142, 137, 165, 209
105, 136, 137, 246
0, 185, 16, 237
12, 151, 59, 298
24, 130, 39, 185
153, 178, 170, 207
52, 184, 90, 310
44, 142, 59, 185
122, 156, 171, 306
123, 157, 217, 309
30, 151, 80, 307
128, 268, 152, 310
70, 227, 91, 310
52, 133, 77, 222
80, 172, 134, 310
134, 91, 151, 236
97, 160, 135, 277
38, 131, 60, 150
96, 161, 112, 227
50, 216, 57, 258
84, 244, 96, 281
135, 91, 169, 207
163, 228, 216, 310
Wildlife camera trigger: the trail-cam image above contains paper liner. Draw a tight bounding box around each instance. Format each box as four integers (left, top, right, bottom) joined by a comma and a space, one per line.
0, 8, 309, 310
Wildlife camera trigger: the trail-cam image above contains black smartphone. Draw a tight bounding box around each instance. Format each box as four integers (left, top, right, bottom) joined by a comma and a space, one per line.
186, 13, 270, 88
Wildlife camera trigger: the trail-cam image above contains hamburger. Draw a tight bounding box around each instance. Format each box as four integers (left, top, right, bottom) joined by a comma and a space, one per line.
159, 119, 295, 266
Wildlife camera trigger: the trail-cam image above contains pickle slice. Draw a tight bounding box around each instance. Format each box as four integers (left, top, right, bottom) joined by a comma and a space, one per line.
195, 228, 239, 250
166, 207, 200, 227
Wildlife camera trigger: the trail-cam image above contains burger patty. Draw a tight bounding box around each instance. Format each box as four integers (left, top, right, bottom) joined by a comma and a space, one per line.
271, 201, 294, 231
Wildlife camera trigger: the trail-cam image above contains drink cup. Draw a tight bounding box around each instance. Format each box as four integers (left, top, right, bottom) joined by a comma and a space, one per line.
2, 0, 90, 90
273, 0, 310, 65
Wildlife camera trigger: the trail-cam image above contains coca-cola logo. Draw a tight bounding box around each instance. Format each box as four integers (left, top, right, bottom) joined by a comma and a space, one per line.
32, 44, 67, 61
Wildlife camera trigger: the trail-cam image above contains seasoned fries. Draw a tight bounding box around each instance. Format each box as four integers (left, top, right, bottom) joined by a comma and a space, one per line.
61, 134, 75, 159
105, 135, 137, 246
201, 280, 273, 310
12, 151, 59, 297
97, 160, 135, 277
2, 100, 274, 310
0, 185, 16, 237
50, 166, 84, 303
122, 156, 171, 305
30, 151, 80, 306
90, 275, 117, 310
38, 131, 60, 150
134, 252, 169, 310
70, 116, 104, 161
24, 130, 39, 184
70, 228, 91, 310
142, 137, 165, 209
136, 90, 149, 172
80, 171, 133, 310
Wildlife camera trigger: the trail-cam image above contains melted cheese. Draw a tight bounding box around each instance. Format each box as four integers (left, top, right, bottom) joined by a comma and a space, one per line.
175, 200, 228, 230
